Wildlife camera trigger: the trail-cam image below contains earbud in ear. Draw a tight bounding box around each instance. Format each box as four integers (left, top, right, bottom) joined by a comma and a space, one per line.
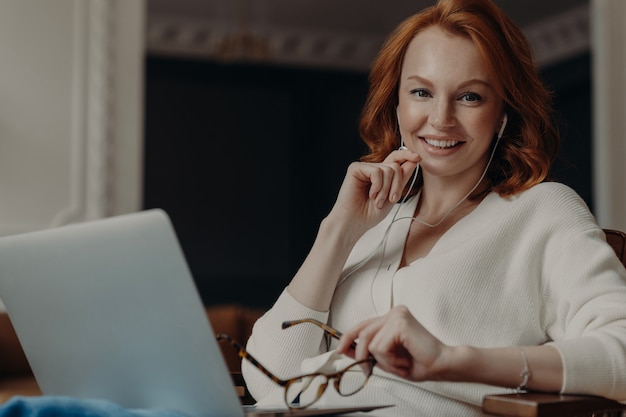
397, 108, 408, 150
497, 113, 508, 139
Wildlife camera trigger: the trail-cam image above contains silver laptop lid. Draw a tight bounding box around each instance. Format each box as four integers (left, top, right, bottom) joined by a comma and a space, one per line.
0, 209, 244, 417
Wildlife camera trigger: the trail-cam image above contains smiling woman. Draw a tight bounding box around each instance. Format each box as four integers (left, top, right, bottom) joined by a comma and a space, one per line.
395, 26, 505, 229
240, 0, 626, 416
359, 2, 559, 197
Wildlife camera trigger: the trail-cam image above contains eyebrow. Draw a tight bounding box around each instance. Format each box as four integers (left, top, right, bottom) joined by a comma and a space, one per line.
406, 75, 493, 90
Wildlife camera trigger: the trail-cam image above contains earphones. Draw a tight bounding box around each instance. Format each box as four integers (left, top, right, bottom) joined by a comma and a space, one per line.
399, 131, 408, 150
497, 113, 508, 140
397, 108, 409, 150
338, 112, 509, 288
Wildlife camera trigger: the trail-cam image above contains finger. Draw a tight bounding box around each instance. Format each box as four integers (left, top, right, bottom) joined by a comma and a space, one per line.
373, 356, 411, 379
366, 327, 415, 377
381, 159, 419, 204
389, 163, 412, 203
370, 334, 412, 368
366, 166, 384, 201
382, 149, 422, 164
336, 333, 358, 358
376, 165, 401, 208
400, 157, 421, 180
367, 165, 399, 209
382, 154, 421, 202
346, 163, 388, 207
338, 318, 386, 361
336, 318, 375, 356
352, 322, 386, 362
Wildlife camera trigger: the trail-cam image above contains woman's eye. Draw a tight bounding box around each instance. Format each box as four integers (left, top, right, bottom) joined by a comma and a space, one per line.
410, 89, 431, 98
460, 92, 482, 103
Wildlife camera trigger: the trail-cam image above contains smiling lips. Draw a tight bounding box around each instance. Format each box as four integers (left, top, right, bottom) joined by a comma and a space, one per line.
422, 137, 461, 149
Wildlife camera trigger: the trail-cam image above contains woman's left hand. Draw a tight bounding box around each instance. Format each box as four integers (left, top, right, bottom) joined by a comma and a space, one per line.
336, 305, 451, 381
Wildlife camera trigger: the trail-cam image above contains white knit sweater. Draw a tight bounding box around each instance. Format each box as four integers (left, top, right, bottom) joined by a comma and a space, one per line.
242, 182, 626, 416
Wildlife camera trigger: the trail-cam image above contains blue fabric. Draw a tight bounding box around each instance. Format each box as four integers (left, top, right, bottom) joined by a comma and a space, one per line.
0, 396, 189, 417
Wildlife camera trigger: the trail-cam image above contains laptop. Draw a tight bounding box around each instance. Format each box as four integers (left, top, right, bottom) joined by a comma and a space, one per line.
0, 209, 391, 417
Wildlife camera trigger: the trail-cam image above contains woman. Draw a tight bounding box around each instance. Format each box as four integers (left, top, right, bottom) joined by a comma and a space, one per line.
242, 0, 626, 415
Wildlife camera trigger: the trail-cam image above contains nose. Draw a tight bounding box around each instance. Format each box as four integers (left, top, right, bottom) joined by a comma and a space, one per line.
429, 99, 456, 130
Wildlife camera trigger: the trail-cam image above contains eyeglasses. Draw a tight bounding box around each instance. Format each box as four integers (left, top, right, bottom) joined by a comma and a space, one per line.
217, 318, 375, 409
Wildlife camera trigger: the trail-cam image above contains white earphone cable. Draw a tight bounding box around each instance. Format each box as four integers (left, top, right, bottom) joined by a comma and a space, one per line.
338, 120, 506, 286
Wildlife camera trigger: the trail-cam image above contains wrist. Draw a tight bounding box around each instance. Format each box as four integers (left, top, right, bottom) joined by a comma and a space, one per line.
433, 345, 476, 382
319, 214, 368, 245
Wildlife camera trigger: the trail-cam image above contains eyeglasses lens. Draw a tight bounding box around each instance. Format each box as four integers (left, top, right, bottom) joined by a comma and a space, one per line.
337, 361, 371, 396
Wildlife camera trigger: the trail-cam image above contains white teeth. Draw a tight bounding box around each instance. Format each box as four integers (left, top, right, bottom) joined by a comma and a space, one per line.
424, 138, 459, 148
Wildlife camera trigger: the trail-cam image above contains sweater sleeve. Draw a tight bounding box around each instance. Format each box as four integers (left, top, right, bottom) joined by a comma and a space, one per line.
544, 226, 626, 400
241, 288, 330, 402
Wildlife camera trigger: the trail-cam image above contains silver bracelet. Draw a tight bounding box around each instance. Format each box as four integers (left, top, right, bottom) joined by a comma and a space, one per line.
516, 348, 531, 392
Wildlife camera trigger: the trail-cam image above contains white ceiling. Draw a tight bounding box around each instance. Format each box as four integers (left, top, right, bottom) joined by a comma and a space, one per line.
146, 0, 591, 71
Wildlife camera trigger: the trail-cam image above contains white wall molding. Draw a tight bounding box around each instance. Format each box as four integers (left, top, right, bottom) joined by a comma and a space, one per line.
146, 15, 382, 71
146, 4, 590, 71
61, 0, 145, 225
0, 0, 144, 236
52, 0, 115, 226
591, 0, 626, 231
524, 4, 590, 68
85, 0, 115, 221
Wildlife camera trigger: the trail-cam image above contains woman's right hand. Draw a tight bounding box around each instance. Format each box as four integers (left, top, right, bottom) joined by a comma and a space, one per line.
328, 149, 420, 233
336, 305, 449, 382
285, 149, 420, 311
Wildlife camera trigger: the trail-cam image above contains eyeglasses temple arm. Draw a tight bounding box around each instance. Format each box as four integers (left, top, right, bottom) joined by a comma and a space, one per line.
281, 319, 357, 351
216, 333, 289, 387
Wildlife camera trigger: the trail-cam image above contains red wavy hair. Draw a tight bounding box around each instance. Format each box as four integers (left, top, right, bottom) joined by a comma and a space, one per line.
359, 0, 559, 196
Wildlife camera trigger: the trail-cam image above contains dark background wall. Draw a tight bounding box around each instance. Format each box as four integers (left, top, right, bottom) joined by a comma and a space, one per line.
143, 52, 592, 309
540, 53, 593, 207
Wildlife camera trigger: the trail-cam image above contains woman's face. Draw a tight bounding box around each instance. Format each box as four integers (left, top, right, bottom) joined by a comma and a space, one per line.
397, 26, 505, 183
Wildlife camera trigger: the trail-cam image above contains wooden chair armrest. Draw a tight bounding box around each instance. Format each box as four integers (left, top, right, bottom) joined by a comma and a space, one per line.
482, 392, 626, 417
0, 313, 31, 375
231, 372, 255, 405
0, 375, 41, 403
